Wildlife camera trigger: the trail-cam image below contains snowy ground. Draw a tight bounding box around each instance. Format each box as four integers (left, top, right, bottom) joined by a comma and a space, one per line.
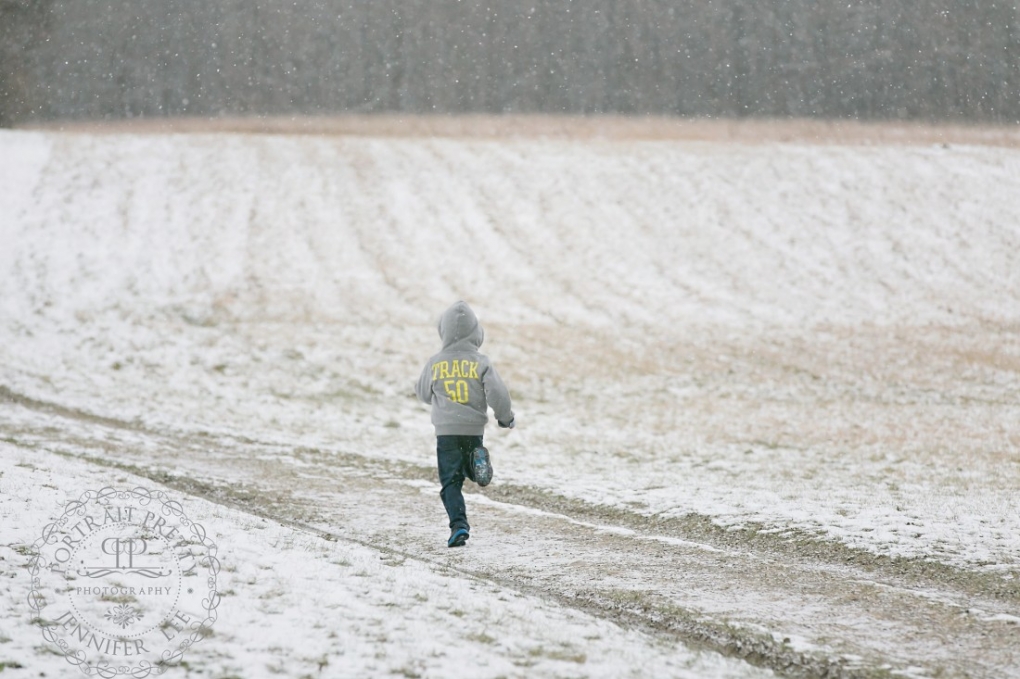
1, 119, 1019, 678
2, 444, 754, 679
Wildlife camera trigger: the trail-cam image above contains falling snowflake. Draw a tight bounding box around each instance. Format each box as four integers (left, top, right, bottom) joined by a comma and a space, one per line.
104, 604, 142, 629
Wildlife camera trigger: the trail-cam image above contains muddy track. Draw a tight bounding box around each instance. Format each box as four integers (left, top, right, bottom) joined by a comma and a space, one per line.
5, 384, 1017, 603
3, 384, 1018, 605
35, 453, 858, 679
4, 386, 1020, 678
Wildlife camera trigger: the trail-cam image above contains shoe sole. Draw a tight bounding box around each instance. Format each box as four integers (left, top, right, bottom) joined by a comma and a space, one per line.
471, 446, 493, 487
448, 530, 469, 548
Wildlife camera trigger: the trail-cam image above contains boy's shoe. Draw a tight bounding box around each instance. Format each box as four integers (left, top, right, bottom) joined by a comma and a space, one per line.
448, 528, 469, 548
471, 446, 493, 487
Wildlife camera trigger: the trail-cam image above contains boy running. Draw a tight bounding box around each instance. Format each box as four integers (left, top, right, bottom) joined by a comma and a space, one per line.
415, 301, 515, 547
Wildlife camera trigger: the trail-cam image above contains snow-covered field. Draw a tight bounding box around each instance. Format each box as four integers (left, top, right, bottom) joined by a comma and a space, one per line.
1, 119, 1019, 678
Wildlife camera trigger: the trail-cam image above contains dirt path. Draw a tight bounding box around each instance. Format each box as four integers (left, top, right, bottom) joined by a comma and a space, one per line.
4, 389, 1019, 679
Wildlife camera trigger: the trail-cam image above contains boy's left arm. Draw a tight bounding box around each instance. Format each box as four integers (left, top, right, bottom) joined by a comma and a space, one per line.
482, 361, 515, 428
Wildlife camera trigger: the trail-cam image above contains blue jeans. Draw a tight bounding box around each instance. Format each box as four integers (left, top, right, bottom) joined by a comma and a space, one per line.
436, 435, 482, 531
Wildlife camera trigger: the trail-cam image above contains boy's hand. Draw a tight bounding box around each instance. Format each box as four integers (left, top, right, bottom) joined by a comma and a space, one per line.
498, 418, 515, 429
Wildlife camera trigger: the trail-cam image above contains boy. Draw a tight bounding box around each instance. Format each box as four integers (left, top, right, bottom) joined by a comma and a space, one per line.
415, 301, 515, 547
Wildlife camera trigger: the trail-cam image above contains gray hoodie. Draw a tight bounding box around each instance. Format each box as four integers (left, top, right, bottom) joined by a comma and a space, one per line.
415, 301, 515, 436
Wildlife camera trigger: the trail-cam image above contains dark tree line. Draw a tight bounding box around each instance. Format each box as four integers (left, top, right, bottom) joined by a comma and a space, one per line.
2, 0, 1018, 124
0, 0, 51, 125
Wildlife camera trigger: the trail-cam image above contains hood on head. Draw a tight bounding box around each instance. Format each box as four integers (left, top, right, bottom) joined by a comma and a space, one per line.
438, 301, 484, 349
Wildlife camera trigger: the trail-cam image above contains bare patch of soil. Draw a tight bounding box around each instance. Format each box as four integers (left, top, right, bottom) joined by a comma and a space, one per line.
20, 113, 1020, 148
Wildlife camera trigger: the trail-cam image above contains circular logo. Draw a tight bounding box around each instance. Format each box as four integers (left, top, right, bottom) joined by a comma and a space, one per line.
28, 487, 220, 677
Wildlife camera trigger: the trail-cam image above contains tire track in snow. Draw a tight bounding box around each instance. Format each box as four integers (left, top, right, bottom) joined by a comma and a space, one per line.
0, 438, 877, 679
4, 386, 1020, 679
